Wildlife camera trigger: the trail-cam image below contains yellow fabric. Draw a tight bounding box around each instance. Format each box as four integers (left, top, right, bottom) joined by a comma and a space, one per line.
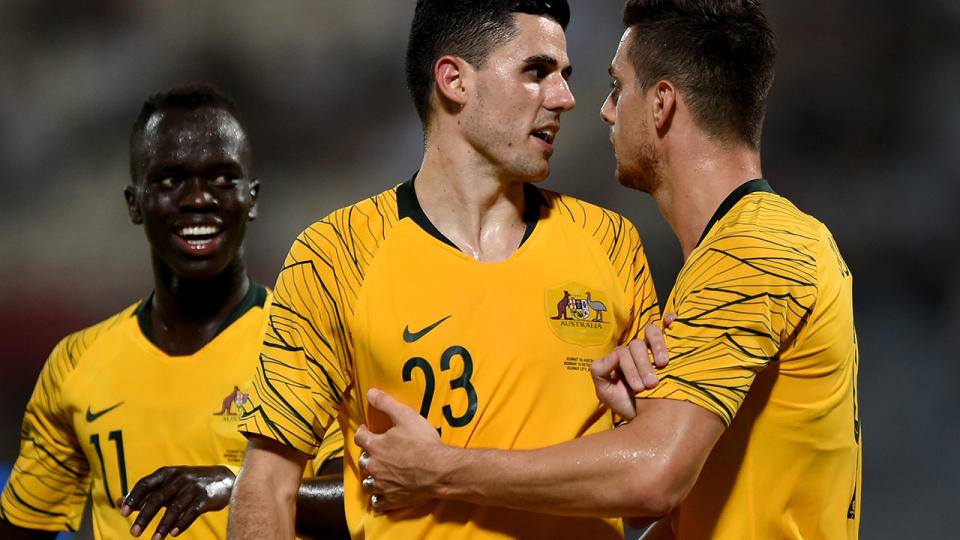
1, 286, 343, 538
240, 183, 660, 539
312, 419, 345, 474
639, 189, 861, 539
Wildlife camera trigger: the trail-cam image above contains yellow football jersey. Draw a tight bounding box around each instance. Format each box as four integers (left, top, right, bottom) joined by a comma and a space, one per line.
639, 179, 861, 539
1, 282, 343, 539
312, 419, 344, 475
239, 180, 661, 539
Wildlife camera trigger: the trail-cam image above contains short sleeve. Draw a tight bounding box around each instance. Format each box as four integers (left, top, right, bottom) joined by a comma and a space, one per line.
638, 229, 817, 425
1, 338, 90, 531
238, 224, 353, 456
308, 418, 345, 475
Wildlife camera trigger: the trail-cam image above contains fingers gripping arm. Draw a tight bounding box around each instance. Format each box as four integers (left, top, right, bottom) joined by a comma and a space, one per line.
591, 317, 674, 419
117, 461, 347, 540
118, 465, 235, 539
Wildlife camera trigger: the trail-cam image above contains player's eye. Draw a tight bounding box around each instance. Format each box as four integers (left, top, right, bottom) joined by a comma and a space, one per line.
212, 175, 239, 187
526, 64, 549, 80
608, 82, 621, 103
154, 177, 175, 189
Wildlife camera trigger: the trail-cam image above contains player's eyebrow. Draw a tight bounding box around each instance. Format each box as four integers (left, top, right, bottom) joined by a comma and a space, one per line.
524, 54, 573, 78
608, 64, 625, 85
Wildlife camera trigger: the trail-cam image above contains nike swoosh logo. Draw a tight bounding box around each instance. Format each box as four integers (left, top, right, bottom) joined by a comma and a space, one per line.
403, 315, 451, 343
86, 402, 124, 422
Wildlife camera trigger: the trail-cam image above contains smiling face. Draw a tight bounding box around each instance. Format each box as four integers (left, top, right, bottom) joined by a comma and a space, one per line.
601, 28, 663, 194
125, 106, 258, 280
460, 13, 576, 183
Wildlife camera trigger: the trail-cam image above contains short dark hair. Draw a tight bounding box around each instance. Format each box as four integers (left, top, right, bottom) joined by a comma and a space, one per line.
129, 83, 244, 181
405, 0, 570, 127
622, 0, 776, 148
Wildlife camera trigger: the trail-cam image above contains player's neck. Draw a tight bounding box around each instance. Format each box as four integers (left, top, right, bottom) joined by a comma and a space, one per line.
147, 256, 251, 355
414, 144, 529, 263
654, 142, 762, 260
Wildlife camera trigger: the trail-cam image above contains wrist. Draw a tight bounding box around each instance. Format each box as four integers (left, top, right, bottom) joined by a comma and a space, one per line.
433, 445, 493, 502
430, 444, 465, 499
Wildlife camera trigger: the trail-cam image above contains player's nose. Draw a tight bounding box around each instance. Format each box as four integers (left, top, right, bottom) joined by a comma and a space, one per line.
180, 177, 218, 211
547, 77, 576, 113
600, 93, 615, 126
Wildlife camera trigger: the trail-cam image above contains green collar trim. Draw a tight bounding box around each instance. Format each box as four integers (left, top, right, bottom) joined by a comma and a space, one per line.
134, 276, 266, 347
697, 178, 775, 248
397, 174, 545, 252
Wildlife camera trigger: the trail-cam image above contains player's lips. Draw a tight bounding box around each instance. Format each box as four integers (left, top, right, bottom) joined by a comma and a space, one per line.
531, 125, 558, 144
173, 224, 224, 256
531, 124, 559, 152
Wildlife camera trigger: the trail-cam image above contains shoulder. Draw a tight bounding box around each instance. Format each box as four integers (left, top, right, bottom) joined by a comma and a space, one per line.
539, 188, 637, 231
539, 188, 644, 248
682, 192, 825, 298
310, 185, 400, 238
45, 302, 140, 385
289, 185, 401, 261
721, 192, 852, 289
697, 191, 829, 274
276, 186, 402, 295
710, 191, 823, 247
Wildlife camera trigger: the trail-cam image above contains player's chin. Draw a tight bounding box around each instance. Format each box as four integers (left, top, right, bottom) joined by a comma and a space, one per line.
615, 168, 651, 193
522, 160, 551, 183
166, 252, 235, 281
526, 171, 550, 183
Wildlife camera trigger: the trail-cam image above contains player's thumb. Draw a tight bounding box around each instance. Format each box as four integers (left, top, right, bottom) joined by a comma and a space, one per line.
367, 388, 415, 426
589, 352, 620, 381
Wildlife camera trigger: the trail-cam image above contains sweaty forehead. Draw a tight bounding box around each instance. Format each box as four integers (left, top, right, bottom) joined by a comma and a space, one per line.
140, 107, 249, 171
143, 108, 244, 150
495, 13, 570, 65
609, 28, 635, 78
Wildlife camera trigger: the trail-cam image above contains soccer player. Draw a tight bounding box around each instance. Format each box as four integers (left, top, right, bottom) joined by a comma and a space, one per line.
0, 84, 348, 540
353, 1, 862, 538
228, 1, 663, 539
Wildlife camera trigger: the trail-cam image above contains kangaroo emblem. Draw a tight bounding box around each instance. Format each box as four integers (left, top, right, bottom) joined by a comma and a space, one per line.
213, 385, 241, 415
551, 290, 572, 320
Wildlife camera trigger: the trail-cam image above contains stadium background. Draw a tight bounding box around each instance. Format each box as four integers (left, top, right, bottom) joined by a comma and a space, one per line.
1, 1, 956, 538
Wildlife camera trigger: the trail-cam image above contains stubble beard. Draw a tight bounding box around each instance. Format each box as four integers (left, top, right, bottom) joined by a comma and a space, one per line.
464, 80, 555, 183
615, 141, 662, 194
465, 115, 551, 183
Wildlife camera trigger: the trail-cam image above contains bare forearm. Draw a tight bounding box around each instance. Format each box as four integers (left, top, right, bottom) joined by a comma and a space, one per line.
430, 402, 722, 518
434, 427, 672, 517
228, 437, 307, 540
229, 469, 298, 539
358, 390, 723, 519
295, 474, 349, 540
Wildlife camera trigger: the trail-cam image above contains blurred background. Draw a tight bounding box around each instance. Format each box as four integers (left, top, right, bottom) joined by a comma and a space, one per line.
1, 1, 957, 538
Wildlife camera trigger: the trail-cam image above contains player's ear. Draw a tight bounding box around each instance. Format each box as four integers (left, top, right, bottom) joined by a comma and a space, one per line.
435, 55, 470, 114
652, 80, 676, 134
123, 185, 142, 224
247, 179, 260, 221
